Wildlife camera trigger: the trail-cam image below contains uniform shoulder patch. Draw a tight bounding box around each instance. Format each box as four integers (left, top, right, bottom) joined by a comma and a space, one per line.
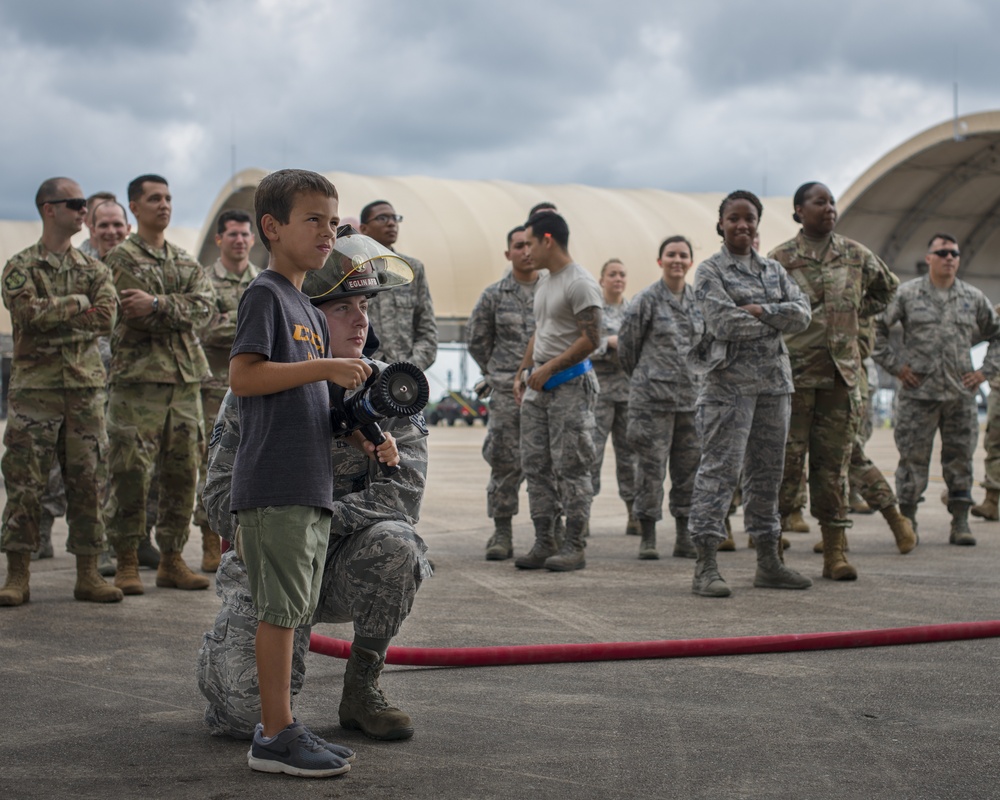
4, 269, 26, 292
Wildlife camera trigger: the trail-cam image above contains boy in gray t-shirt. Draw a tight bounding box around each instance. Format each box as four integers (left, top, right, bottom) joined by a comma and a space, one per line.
228, 170, 371, 779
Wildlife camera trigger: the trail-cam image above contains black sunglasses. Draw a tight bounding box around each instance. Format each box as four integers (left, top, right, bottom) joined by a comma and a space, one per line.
43, 197, 88, 211
931, 248, 960, 258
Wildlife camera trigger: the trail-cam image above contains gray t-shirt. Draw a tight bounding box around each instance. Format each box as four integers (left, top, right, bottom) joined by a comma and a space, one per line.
229, 269, 333, 512
533, 262, 603, 365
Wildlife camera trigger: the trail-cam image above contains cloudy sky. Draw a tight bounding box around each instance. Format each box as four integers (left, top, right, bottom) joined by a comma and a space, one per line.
2, 0, 999, 227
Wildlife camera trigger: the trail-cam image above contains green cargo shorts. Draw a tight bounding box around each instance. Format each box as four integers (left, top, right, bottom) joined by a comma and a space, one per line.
236, 505, 332, 628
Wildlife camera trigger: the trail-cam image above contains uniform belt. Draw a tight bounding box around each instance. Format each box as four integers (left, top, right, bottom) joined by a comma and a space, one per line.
543, 359, 593, 391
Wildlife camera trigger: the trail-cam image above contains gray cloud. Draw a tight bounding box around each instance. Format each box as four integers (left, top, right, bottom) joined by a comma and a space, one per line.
0, 0, 998, 227
0, 0, 196, 52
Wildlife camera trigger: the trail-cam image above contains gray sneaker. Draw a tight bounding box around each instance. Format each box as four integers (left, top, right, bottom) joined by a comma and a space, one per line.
247, 722, 352, 778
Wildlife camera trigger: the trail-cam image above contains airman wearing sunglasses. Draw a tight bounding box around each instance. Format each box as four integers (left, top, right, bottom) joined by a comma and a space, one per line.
874, 233, 1000, 545
0, 177, 122, 606
358, 201, 438, 370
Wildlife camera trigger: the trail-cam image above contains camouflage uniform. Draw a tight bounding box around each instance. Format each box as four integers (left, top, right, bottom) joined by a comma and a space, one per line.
1, 242, 117, 555
192, 258, 259, 530
873, 276, 1000, 507
688, 247, 811, 544
367, 252, 437, 370
770, 232, 898, 526
980, 304, 1000, 492
77, 240, 99, 259
465, 272, 536, 518
590, 300, 637, 503
103, 234, 214, 553
196, 384, 431, 738
520, 265, 602, 525
618, 281, 703, 520
849, 322, 897, 510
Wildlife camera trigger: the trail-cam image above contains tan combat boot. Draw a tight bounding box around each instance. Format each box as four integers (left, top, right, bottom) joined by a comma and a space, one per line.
971, 489, 1000, 521
781, 510, 810, 533
820, 525, 857, 581
881, 505, 917, 554
339, 645, 414, 740
814, 533, 849, 554
849, 489, 873, 514
0, 551, 31, 606
74, 555, 124, 603
114, 549, 145, 595
156, 551, 211, 590
201, 526, 221, 573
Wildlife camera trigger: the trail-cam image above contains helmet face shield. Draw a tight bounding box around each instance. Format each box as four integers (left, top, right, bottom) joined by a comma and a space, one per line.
302, 225, 414, 304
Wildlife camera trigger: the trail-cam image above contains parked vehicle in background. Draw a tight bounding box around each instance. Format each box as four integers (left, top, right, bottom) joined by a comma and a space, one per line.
426, 391, 489, 426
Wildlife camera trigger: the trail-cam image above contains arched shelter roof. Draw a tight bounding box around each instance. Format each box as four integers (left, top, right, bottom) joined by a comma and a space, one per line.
838, 110, 1000, 297
197, 169, 799, 342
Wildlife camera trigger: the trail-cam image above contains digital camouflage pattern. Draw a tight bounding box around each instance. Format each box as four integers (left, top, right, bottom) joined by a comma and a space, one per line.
618, 281, 704, 521
770, 231, 897, 525
591, 300, 634, 501
690, 394, 791, 544
366, 252, 438, 370
874, 277, 1000, 506
591, 300, 630, 402
466, 273, 537, 517
618, 281, 702, 411
104, 233, 214, 385
873, 276, 1000, 402
480, 390, 526, 517
1, 242, 116, 555
193, 259, 258, 529
521, 374, 598, 523
627, 407, 699, 521
691, 247, 811, 401
466, 272, 536, 394
893, 396, 979, 506
688, 247, 809, 544
198, 380, 431, 738
77, 239, 99, 259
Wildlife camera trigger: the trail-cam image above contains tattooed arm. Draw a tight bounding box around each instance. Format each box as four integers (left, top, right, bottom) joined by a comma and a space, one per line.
526, 305, 602, 391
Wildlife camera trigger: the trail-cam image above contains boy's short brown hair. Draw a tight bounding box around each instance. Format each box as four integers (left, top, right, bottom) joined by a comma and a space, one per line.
254, 169, 339, 252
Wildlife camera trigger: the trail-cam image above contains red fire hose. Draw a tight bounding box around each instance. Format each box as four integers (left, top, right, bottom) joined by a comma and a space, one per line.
309, 619, 1000, 667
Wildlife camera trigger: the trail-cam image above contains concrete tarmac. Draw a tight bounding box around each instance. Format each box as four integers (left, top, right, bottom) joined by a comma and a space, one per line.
1, 424, 999, 799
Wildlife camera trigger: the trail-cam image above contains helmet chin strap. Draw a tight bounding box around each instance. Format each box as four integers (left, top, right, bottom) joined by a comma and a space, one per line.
363, 325, 381, 358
